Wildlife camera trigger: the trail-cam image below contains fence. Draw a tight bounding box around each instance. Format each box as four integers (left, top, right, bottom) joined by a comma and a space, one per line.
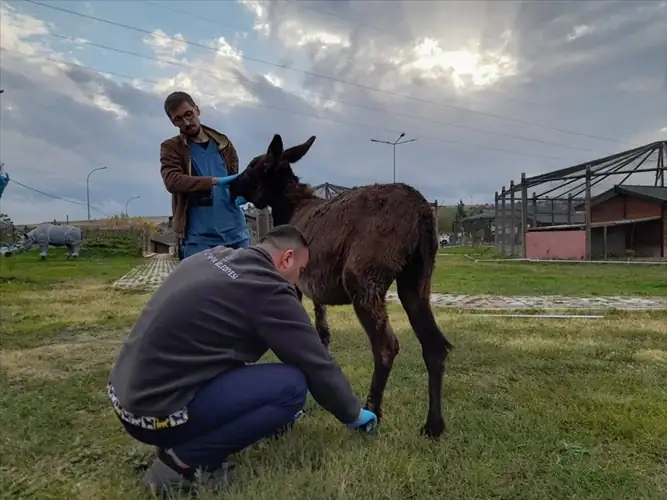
244, 209, 273, 243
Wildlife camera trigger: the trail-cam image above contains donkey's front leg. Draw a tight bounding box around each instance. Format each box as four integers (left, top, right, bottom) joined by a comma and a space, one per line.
313, 302, 331, 349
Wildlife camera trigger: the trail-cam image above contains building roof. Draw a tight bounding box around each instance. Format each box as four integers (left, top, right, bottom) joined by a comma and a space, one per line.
574, 185, 667, 210
313, 182, 350, 200
510, 140, 666, 194
150, 233, 175, 246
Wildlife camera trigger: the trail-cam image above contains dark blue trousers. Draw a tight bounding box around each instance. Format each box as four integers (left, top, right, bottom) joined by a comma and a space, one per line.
121, 363, 308, 471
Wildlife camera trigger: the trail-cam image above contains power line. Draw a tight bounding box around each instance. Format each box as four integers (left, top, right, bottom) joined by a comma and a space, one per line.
1, 47, 569, 162
31, 26, 608, 156
7, 178, 112, 217
23, 0, 634, 146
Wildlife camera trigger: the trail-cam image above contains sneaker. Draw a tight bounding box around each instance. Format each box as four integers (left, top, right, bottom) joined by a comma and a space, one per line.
142, 456, 195, 497
143, 448, 234, 497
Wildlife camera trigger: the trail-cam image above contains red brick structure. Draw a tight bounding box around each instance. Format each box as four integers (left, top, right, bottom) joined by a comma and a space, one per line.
525, 185, 666, 260
584, 185, 666, 259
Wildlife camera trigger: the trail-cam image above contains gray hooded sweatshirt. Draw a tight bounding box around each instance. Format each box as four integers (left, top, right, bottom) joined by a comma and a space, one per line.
109, 245, 361, 424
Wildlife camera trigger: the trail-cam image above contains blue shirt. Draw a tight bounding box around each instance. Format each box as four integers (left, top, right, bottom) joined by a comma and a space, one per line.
184, 140, 249, 248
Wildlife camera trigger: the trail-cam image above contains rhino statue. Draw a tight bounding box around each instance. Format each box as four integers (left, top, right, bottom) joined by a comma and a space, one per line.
20, 223, 83, 260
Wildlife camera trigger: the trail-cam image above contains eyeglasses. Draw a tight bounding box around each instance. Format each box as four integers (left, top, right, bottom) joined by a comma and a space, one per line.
171, 109, 196, 125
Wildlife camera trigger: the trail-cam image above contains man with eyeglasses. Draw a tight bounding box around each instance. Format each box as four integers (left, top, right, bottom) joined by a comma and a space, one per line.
160, 91, 250, 260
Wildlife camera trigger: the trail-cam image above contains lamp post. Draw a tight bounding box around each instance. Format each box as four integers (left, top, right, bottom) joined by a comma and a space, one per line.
124, 196, 140, 217
370, 132, 418, 183
86, 166, 107, 220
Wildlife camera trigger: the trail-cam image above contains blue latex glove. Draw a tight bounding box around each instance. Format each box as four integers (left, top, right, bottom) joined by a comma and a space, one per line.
216, 173, 240, 187
346, 409, 377, 433
0, 172, 9, 199
216, 173, 246, 207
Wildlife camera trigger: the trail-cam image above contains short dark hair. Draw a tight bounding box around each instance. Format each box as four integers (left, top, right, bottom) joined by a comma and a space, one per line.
164, 91, 196, 117
258, 224, 309, 249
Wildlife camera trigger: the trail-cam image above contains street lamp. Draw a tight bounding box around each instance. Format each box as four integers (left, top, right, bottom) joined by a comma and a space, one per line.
370, 132, 418, 183
124, 196, 140, 217
86, 166, 107, 221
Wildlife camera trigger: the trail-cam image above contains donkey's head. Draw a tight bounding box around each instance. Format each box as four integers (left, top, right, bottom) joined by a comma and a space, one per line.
230, 134, 316, 209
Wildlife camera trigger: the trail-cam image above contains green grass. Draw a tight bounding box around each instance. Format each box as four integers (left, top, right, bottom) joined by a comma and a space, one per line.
1, 257, 666, 499
432, 254, 667, 296
0, 252, 144, 349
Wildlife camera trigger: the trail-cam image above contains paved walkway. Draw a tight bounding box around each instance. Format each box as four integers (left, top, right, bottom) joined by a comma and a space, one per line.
112, 254, 178, 290
385, 292, 667, 311
112, 255, 667, 310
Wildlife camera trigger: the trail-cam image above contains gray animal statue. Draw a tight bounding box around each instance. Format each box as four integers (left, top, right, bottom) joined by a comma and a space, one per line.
20, 223, 83, 260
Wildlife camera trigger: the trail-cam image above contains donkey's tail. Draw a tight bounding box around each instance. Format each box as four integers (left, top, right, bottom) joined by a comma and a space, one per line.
412, 207, 439, 301
396, 207, 454, 352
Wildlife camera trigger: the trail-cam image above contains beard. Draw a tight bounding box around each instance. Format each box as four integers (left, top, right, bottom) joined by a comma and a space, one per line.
183, 124, 201, 137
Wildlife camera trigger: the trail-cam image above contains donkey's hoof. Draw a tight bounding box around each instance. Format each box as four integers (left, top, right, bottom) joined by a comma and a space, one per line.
420, 419, 446, 440
362, 402, 382, 424
40, 256, 46, 261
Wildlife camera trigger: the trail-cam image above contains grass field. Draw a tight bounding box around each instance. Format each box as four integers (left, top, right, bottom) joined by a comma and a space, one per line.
1, 253, 666, 499
432, 248, 667, 296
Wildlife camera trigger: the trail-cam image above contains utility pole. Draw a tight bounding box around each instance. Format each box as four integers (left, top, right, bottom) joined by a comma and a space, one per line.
370, 132, 417, 183
86, 166, 107, 221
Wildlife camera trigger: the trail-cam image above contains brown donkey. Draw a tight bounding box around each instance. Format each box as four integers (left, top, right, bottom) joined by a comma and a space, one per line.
229, 134, 454, 439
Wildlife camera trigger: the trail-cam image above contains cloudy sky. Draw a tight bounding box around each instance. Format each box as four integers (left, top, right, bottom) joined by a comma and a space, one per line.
0, 0, 665, 224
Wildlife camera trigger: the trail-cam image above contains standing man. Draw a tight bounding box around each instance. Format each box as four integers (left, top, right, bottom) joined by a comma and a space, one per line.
160, 91, 250, 260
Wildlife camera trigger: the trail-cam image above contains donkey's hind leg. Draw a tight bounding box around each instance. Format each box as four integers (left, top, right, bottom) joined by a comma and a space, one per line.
345, 269, 398, 423
313, 303, 331, 349
396, 271, 453, 439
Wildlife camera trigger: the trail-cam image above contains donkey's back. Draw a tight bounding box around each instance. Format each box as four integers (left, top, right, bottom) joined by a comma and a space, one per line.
293, 182, 438, 305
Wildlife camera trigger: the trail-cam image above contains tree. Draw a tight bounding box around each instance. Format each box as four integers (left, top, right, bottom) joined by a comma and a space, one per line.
436, 206, 455, 236
455, 199, 467, 222
0, 213, 11, 228
0, 213, 17, 244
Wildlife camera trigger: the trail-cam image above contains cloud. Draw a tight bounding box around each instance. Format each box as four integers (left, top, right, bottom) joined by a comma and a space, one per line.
143, 28, 188, 58
0, 0, 665, 225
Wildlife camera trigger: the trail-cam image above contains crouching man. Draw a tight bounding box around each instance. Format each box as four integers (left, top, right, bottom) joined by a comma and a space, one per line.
107, 224, 377, 496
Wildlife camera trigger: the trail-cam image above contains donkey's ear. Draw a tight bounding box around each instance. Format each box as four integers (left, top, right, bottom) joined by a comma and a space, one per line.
282, 136, 316, 164
266, 134, 284, 167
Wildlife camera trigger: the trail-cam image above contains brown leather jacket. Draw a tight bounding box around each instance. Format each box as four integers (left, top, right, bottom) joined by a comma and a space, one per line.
160, 124, 239, 248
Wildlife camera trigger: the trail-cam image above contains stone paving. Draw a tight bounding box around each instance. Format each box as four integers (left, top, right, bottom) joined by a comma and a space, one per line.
112, 255, 667, 310
112, 254, 178, 291
386, 292, 667, 311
